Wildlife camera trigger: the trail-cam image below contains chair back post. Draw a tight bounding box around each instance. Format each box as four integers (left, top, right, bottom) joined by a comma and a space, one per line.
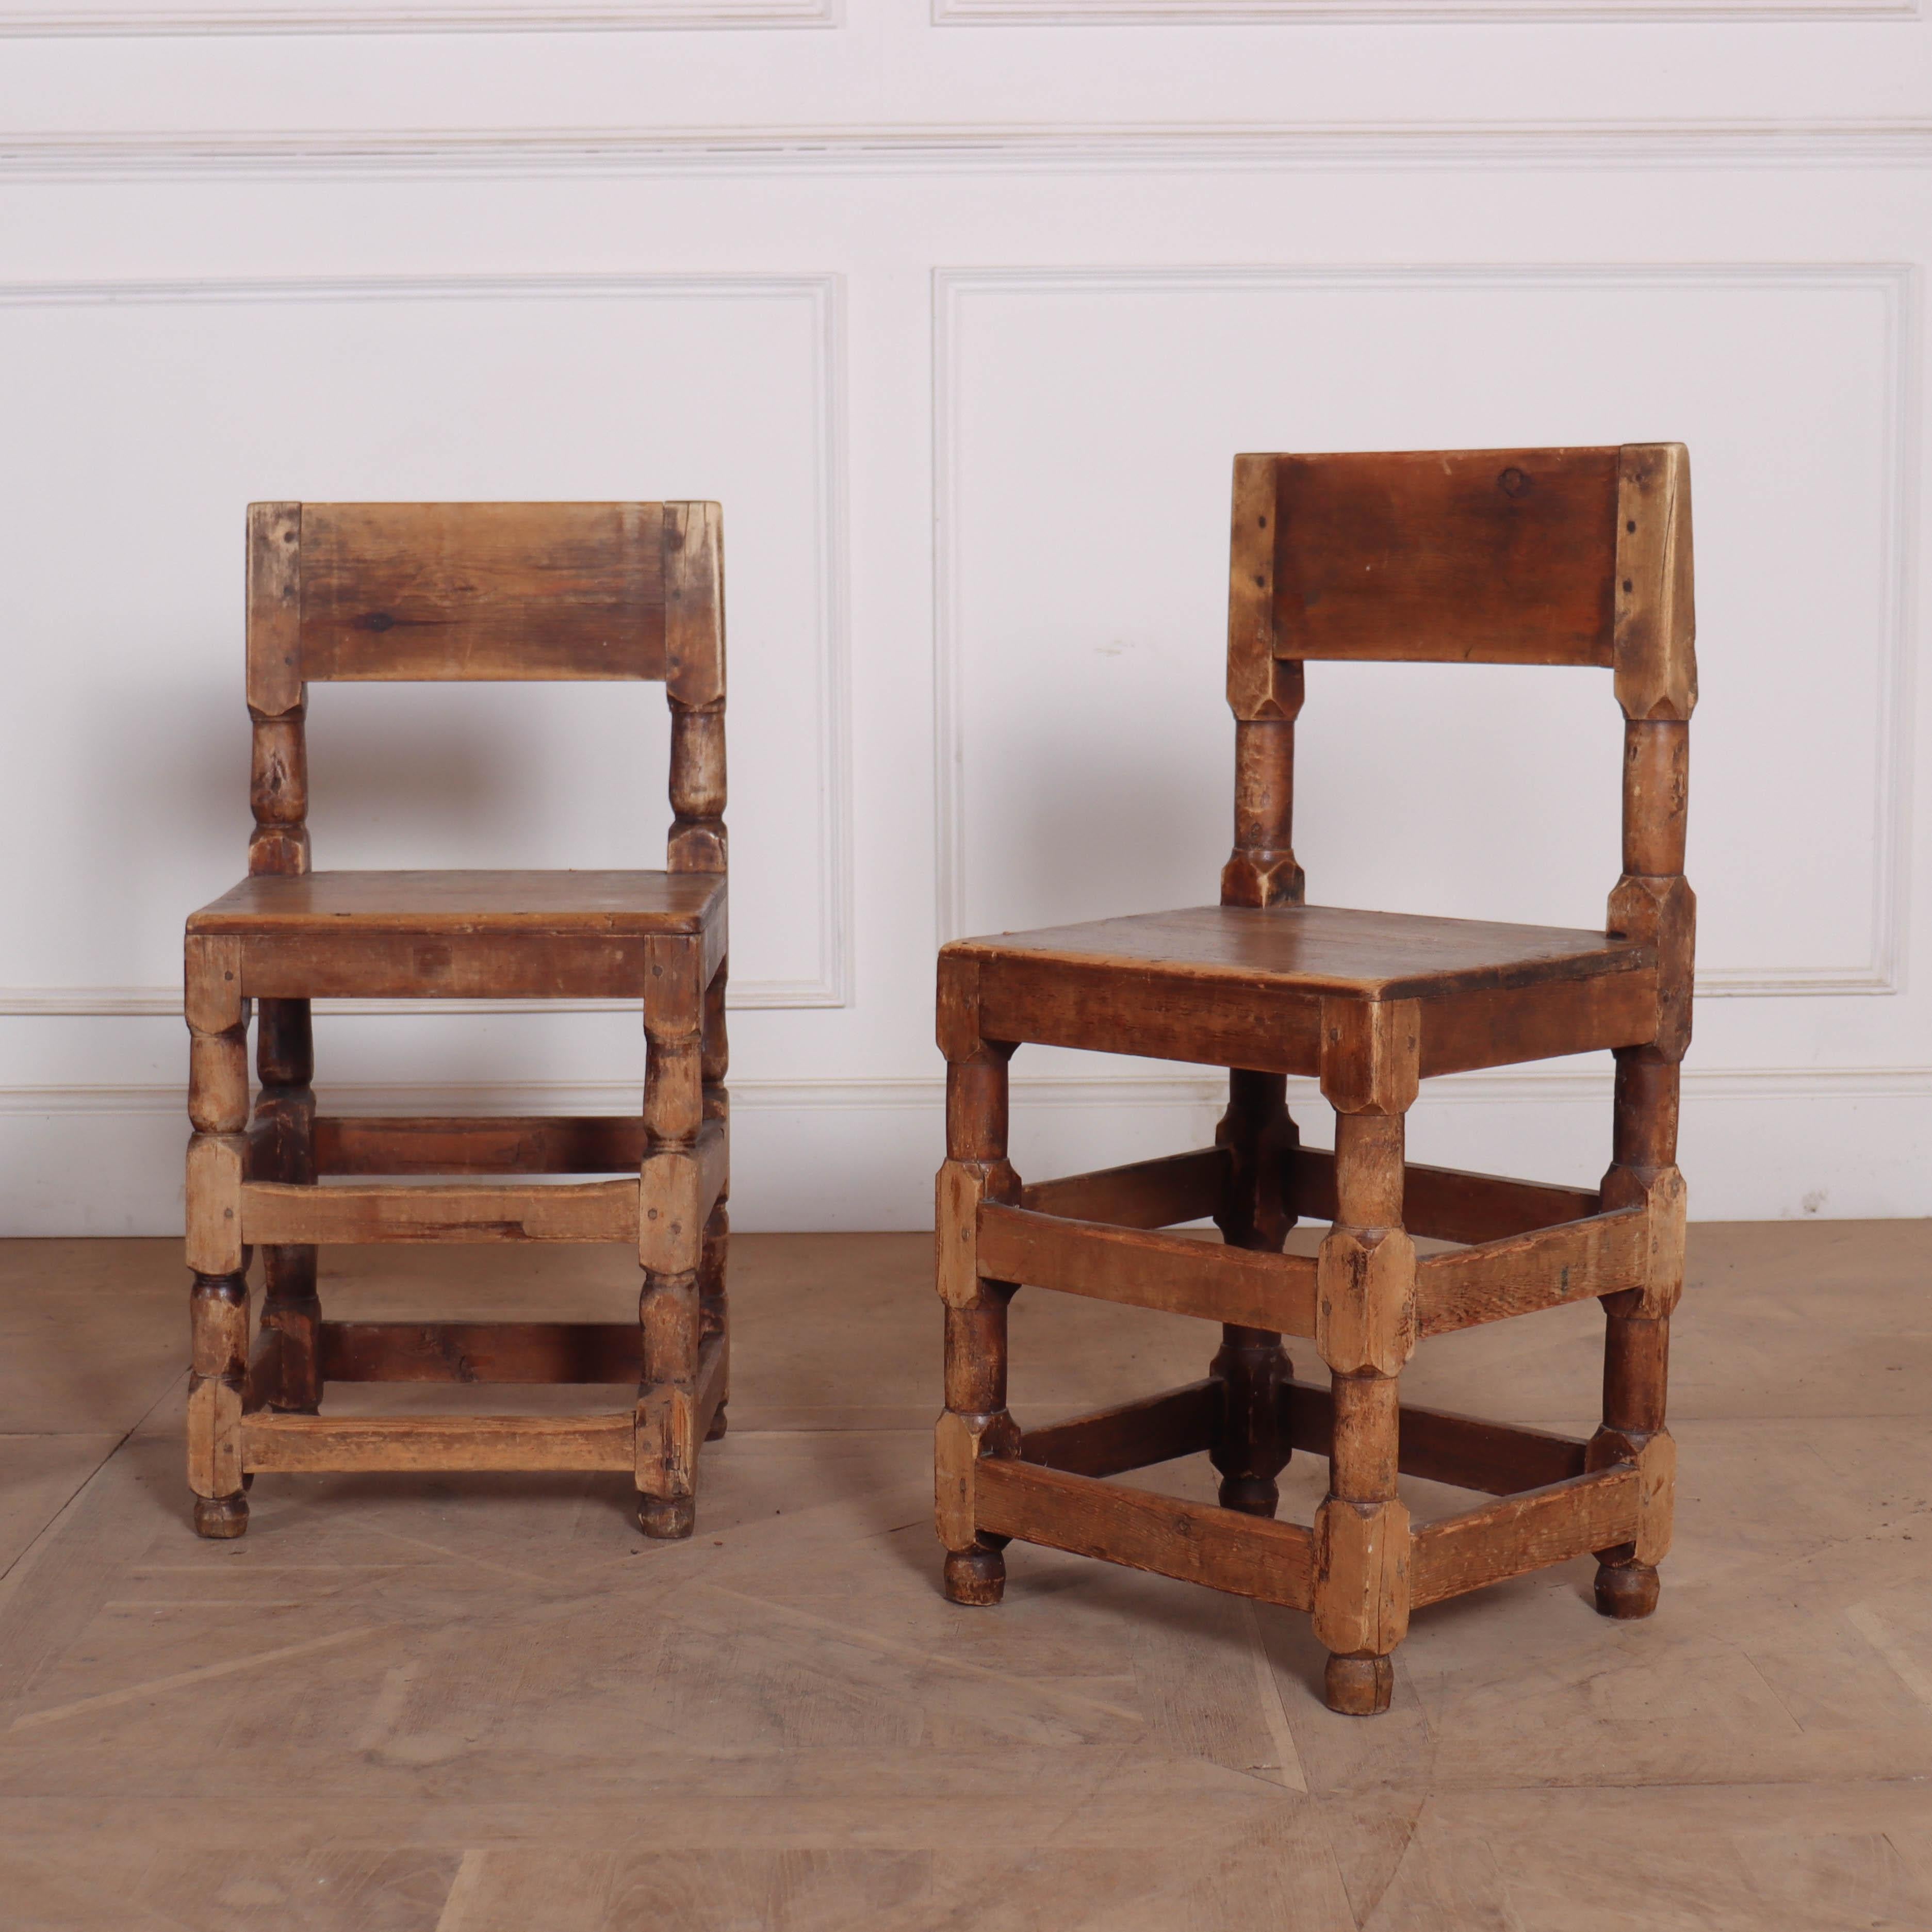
245, 502, 310, 881
1210, 460, 1303, 1520
1609, 444, 1697, 1097
243, 501, 320, 1409
1222, 455, 1305, 910
663, 501, 728, 876
1591, 447, 1695, 1615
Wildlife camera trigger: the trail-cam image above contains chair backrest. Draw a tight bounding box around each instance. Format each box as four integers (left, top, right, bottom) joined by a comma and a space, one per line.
242, 500, 726, 880
1221, 446, 1695, 1055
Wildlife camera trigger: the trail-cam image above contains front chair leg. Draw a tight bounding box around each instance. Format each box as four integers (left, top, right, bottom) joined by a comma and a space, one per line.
186, 937, 251, 1538
189, 1271, 250, 1538
935, 1018, 1020, 1606
636, 1268, 699, 1540
255, 997, 321, 1415
1311, 1001, 1419, 1716
637, 936, 705, 1540
937, 1291, 1017, 1605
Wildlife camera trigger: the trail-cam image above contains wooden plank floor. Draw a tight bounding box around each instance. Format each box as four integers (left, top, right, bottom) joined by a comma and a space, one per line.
1, 1222, 1930, 1929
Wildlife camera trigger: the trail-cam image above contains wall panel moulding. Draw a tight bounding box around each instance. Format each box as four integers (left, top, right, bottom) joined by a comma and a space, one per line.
0, 0, 836, 32
933, 0, 1913, 20
2, 123, 1931, 179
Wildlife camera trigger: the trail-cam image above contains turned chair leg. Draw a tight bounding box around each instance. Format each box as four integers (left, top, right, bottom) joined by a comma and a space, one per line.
1593, 1045, 1683, 1618
189, 1272, 250, 1538
936, 1034, 1020, 1606
700, 1202, 730, 1444
256, 998, 321, 1415
186, 937, 252, 1537
1312, 1003, 1419, 1715
637, 938, 706, 1541
1210, 1070, 1296, 1517
700, 959, 730, 1444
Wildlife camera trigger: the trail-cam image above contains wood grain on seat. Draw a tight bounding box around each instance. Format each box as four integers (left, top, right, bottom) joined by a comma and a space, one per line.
947, 903, 1648, 1002
188, 869, 723, 937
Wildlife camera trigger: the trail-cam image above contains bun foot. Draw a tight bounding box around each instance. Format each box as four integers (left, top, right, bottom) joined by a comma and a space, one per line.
943, 1547, 1005, 1606
1324, 1652, 1394, 1716
1594, 1560, 1661, 1619
193, 1494, 249, 1540
1217, 1475, 1280, 1518
637, 1495, 696, 1540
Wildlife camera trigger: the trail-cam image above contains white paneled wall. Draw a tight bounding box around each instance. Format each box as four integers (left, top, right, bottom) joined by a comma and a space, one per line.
0, 6, 1927, 1231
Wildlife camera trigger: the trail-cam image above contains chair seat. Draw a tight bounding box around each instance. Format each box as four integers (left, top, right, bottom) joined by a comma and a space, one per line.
190, 869, 726, 1002
190, 868, 723, 936
943, 903, 1658, 1079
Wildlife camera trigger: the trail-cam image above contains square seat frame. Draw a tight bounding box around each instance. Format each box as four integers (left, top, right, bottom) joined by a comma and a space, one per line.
184, 501, 730, 1544
933, 446, 1695, 1716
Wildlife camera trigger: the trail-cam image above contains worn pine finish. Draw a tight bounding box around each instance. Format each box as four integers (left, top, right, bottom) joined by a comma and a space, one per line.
183, 500, 729, 1542
935, 444, 1695, 1714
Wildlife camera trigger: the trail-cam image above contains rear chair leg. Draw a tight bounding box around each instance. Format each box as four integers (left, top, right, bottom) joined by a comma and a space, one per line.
700, 958, 730, 1444
1593, 1046, 1684, 1619
1209, 1069, 1296, 1517
935, 1024, 1020, 1607
700, 1203, 730, 1443
255, 997, 321, 1415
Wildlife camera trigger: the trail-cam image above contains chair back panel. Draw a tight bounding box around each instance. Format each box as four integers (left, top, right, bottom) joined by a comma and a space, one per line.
241, 498, 725, 883
293, 502, 666, 684
1266, 448, 1620, 668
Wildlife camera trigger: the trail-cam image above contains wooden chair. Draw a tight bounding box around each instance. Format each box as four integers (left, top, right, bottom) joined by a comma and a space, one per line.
934, 447, 1694, 1715
184, 501, 729, 1543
